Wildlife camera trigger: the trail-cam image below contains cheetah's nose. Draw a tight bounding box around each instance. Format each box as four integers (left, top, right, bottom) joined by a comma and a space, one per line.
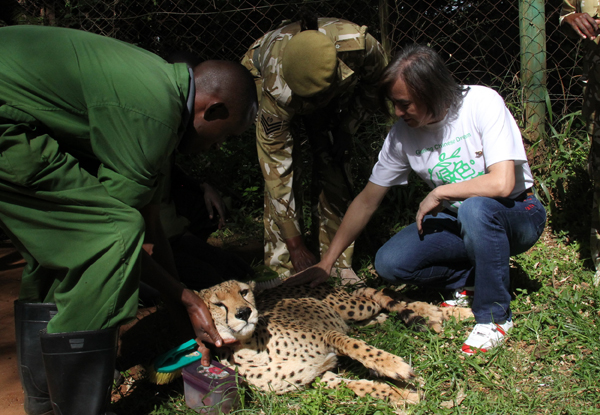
235, 307, 252, 322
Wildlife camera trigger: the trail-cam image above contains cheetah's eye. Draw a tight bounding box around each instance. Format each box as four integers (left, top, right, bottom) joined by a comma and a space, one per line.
214, 302, 226, 308
240, 289, 249, 297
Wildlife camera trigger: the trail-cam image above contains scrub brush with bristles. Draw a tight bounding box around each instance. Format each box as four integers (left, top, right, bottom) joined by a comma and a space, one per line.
146, 339, 202, 385
252, 265, 286, 291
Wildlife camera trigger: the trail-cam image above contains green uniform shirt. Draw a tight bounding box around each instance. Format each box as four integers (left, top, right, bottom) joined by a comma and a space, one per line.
0, 25, 191, 209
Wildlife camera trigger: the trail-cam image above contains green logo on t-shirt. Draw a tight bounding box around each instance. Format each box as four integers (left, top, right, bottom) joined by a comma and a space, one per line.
428, 148, 484, 184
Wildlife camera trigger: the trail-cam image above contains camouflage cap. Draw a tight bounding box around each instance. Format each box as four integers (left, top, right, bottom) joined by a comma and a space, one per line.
282, 30, 337, 97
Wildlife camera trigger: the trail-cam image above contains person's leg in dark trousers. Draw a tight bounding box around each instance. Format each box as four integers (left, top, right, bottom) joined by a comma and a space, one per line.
458, 195, 546, 323
375, 195, 546, 324
303, 101, 355, 269
375, 211, 473, 291
13, 301, 57, 415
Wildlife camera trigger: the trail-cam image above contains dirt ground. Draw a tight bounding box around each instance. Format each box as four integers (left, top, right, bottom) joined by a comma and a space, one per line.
0, 242, 28, 415
0, 237, 262, 415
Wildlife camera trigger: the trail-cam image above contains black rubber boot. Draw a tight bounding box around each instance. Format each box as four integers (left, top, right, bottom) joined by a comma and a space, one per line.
40, 327, 118, 415
14, 301, 57, 415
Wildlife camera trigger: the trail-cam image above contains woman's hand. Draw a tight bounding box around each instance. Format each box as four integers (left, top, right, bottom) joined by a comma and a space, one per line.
415, 161, 516, 234
416, 189, 445, 234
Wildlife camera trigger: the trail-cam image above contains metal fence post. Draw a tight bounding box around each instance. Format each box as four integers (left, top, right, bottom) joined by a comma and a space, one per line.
519, 0, 547, 141
378, 0, 392, 60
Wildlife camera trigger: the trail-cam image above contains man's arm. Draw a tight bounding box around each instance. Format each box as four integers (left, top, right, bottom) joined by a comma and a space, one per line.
560, 0, 599, 40
198, 182, 226, 229
285, 181, 390, 286
139, 203, 231, 366
283, 235, 317, 272
330, 34, 388, 165
256, 95, 316, 272
335, 33, 389, 143
138, 248, 224, 366
140, 203, 179, 278
562, 12, 599, 39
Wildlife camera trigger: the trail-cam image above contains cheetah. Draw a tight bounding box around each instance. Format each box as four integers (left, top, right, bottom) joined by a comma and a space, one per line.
195, 280, 472, 405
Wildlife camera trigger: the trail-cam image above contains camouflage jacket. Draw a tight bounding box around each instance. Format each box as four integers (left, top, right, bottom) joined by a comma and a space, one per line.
241, 18, 388, 239
561, 0, 600, 120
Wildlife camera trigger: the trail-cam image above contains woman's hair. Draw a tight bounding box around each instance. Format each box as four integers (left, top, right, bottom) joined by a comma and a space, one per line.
379, 44, 468, 120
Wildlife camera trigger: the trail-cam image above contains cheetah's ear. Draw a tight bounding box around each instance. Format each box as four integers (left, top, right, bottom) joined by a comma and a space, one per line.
195, 287, 208, 300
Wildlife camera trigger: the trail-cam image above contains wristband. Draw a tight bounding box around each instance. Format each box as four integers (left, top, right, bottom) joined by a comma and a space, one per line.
559, 11, 575, 25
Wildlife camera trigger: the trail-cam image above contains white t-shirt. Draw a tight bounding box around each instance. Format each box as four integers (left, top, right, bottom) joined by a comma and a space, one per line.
369, 85, 534, 211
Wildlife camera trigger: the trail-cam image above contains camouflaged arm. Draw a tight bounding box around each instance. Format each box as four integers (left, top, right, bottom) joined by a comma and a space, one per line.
340, 33, 388, 134
559, 0, 577, 23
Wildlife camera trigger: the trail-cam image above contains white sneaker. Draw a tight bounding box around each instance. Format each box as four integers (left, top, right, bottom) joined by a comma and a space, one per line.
441, 287, 474, 307
462, 320, 513, 355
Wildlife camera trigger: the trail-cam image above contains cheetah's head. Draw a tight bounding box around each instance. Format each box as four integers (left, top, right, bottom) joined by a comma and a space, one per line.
195, 280, 259, 342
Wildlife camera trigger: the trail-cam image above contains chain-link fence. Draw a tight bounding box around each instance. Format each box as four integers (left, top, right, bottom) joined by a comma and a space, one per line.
0, 0, 586, 124
1, 0, 583, 122
0, 0, 592, 244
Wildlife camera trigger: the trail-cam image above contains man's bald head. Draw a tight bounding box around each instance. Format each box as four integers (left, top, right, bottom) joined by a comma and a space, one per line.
179, 60, 258, 154
194, 60, 257, 117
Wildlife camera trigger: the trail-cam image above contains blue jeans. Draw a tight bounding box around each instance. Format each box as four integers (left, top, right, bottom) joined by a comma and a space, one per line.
374, 194, 546, 323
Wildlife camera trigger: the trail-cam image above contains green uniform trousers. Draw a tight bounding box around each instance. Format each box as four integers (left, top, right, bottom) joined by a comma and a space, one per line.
0, 118, 144, 333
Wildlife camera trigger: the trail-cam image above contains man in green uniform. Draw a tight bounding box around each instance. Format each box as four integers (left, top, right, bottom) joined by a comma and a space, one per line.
561, 1, 600, 286
0, 25, 257, 415
241, 17, 388, 286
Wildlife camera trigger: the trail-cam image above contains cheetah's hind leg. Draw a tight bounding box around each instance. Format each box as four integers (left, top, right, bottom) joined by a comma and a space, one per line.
320, 371, 420, 405
353, 287, 472, 333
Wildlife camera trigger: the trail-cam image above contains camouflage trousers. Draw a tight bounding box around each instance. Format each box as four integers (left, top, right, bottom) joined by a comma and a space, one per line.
583, 51, 600, 285
264, 116, 355, 280
263, 189, 355, 280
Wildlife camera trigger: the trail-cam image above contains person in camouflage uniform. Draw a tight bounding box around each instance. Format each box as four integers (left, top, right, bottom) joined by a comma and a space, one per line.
561, 1, 600, 285
241, 17, 388, 285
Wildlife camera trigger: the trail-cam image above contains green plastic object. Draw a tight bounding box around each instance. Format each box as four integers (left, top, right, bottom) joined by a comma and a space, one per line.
154, 339, 202, 373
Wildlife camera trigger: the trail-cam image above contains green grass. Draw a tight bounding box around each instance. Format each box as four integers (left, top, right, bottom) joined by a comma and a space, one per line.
111, 94, 600, 414
110, 231, 600, 414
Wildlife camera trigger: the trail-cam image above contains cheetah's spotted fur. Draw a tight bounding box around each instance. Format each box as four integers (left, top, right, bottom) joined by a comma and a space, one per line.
195, 280, 472, 405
